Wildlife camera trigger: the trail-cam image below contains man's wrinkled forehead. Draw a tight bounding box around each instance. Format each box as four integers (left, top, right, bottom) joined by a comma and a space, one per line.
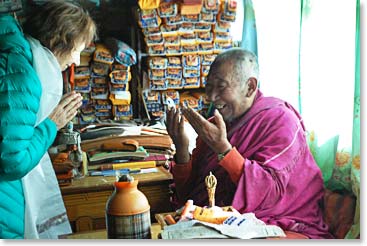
208, 60, 235, 79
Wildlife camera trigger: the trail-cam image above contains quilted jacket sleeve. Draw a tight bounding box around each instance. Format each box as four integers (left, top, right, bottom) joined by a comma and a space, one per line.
0, 15, 57, 181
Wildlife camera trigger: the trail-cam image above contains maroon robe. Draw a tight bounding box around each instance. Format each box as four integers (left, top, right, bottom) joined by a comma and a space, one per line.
171, 90, 333, 239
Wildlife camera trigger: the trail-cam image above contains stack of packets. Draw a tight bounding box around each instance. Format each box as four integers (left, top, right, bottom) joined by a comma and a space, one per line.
156, 200, 286, 239
138, 0, 237, 119
143, 89, 207, 119
138, 0, 237, 56
72, 38, 137, 125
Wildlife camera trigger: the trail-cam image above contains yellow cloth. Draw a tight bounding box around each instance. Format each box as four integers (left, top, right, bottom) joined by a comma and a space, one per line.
138, 0, 160, 10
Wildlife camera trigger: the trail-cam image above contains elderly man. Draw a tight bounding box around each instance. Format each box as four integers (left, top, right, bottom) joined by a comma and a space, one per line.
166, 48, 333, 239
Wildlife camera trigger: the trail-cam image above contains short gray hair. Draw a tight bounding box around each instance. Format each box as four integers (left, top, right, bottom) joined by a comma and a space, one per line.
211, 48, 259, 86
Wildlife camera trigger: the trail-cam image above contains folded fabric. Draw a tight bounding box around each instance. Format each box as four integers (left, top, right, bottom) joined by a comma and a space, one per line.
88, 147, 148, 165
138, 0, 160, 10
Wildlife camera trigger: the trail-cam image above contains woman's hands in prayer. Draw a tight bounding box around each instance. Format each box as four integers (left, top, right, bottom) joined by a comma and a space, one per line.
180, 104, 232, 155
49, 91, 83, 130
166, 106, 190, 163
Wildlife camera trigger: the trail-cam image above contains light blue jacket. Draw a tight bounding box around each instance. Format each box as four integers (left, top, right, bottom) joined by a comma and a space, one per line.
0, 15, 57, 239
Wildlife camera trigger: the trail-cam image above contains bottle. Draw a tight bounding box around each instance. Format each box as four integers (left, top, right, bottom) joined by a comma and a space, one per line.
105, 174, 151, 239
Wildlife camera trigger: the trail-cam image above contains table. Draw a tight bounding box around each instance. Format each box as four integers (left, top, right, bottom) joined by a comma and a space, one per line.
60, 223, 162, 239
60, 166, 173, 233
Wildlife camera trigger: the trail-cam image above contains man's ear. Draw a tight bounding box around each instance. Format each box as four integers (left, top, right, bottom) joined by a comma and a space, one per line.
246, 77, 258, 97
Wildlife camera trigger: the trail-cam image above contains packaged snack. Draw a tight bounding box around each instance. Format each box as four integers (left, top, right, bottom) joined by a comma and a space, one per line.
148, 44, 166, 56
182, 55, 200, 69
180, 2, 202, 15
74, 78, 91, 93
138, 9, 161, 28
180, 92, 201, 110
182, 14, 200, 23
157, 2, 178, 17
164, 36, 180, 47
145, 33, 164, 46
164, 14, 183, 25
149, 57, 168, 69
93, 43, 114, 65
167, 78, 184, 89
160, 24, 180, 37
200, 12, 216, 24
198, 43, 214, 55
180, 33, 197, 46
218, 10, 236, 22
214, 32, 232, 43
112, 63, 130, 71
80, 105, 95, 115
94, 99, 112, 110
150, 79, 168, 90
74, 66, 91, 79
91, 86, 108, 100
201, 54, 217, 65
91, 77, 108, 86
214, 41, 232, 53
183, 68, 200, 78
91, 86, 108, 94
109, 82, 129, 94
143, 90, 161, 104
214, 21, 231, 33
113, 104, 133, 119
201, 0, 219, 14
115, 104, 131, 112
178, 22, 195, 35
166, 68, 182, 80
91, 62, 110, 76
182, 44, 198, 55
109, 70, 131, 84
165, 45, 181, 56
74, 78, 90, 88
183, 77, 201, 88
197, 32, 213, 44
194, 23, 212, 33
148, 68, 166, 80
167, 56, 182, 68
224, 0, 237, 13
142, 26, 161, 36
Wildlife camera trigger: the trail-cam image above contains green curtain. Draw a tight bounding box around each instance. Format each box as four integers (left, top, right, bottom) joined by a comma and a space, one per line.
301, 0, 360, 239
344, 0, 360, 238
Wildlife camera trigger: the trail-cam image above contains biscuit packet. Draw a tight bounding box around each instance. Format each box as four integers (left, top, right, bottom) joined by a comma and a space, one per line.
157, 2, 178, 18
93, 43, 114, 65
